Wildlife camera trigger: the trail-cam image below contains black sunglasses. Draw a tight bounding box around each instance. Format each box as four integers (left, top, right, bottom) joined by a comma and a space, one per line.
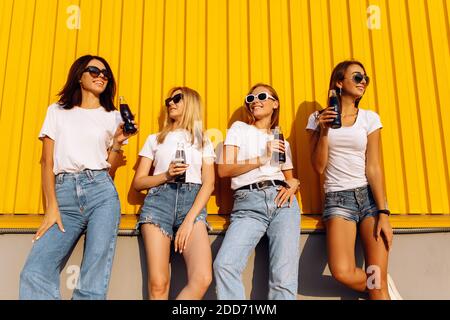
165, 93, 183, 107
83, 66, 111, 80
350, 72, 370, 86
245, 92, 276, 104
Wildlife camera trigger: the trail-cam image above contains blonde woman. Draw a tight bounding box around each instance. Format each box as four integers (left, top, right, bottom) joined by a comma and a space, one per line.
133, 87, 215, 299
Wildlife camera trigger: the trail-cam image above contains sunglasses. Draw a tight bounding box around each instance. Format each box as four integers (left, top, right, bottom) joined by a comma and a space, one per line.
245, 92, 276, 104
165, 93, 183, 107
349, 72, 370, 86
83, 66, 111, 80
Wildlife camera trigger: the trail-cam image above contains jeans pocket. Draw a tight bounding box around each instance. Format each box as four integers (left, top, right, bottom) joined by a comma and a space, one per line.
232, 190, 249, 201
325, 194, 344, 208
148, 185, 163, 196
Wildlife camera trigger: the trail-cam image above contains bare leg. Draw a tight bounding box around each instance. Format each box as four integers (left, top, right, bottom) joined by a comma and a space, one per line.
359, 216, 390, 300
141, 224, 172, 300
326, 217, 367, 292
176, 222, 212, 300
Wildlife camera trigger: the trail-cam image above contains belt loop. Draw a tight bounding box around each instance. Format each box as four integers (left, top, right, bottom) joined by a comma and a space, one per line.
188, 183, 192, 191
86, 169, 94, 180
56, 173, 64, 184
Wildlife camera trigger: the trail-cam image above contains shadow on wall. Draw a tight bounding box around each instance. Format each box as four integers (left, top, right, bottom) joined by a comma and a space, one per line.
212, 105, 248, 215
297, 234, 367, 300
288, 101, 324, 214
135, 234, 367, 300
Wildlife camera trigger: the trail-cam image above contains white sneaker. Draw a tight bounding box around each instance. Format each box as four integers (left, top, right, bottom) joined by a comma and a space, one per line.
387, 273, 403, 300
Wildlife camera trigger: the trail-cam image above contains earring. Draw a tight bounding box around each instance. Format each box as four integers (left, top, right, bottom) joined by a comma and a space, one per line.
337, 87, 342, 96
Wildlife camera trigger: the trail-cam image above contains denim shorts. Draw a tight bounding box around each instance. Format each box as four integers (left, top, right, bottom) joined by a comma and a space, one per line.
322, 185, 379, 224
136, 183, 210, 239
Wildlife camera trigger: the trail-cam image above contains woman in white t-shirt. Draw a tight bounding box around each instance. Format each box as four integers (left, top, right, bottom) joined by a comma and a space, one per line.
306, 60, 399, 300
19, 55, 137, 299
133, 87, 215, 299
213, 83, 301, 300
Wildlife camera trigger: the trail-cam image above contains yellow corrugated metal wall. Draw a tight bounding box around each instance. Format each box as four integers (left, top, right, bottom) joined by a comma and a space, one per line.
0, 0, 449, 217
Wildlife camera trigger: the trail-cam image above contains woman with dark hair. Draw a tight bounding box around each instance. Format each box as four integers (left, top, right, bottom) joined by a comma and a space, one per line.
213, 83, 301, 300
19, 55, 137, 299
306, 60, 401, 300
132, 87, 215, 299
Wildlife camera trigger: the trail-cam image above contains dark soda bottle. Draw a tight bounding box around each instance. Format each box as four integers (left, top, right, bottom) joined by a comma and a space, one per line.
174, 142, 186, 183
329, 89, 342, 129
273, 126, 286, 164
119, 96, 137, 134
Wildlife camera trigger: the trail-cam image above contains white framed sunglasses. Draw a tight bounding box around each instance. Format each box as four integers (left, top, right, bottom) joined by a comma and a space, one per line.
245, 92, 276, 104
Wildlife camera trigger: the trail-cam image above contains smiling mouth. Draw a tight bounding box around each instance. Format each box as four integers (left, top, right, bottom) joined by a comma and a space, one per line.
93, 80, 104, 86
252, 106, 263, 111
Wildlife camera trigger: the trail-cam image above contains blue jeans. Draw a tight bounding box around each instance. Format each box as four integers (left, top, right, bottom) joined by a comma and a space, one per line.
322, 185, 379, 223
136, 182, 209, 239
19, 170, 121, 300
213, 185, 301, 300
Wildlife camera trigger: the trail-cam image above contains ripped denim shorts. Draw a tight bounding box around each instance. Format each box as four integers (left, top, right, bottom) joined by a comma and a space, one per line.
322, 185, 379, 224
136, 183, 210, 239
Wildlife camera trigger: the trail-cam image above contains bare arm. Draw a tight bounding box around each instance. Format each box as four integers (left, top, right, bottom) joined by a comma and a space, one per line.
107, 122, 138, 177
174, 157, 216, 253
365, 129, 387, 210
218, 140, 285, 178
183, 158, 215, 223
366, 129, 393, 249
309, 107, 339, 174
132, 157, 170, 191
273, 169, 300, 207
218, 145, 264, 177
41, 137, 58, 210
34, 137, 65, 242
309, 129, 329, 174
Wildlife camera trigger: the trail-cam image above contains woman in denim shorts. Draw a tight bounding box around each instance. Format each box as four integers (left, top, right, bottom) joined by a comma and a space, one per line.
306, 60, 399, 300
214, 83, 301, 300
20, 55, 137, 299
133, 87, 215, 299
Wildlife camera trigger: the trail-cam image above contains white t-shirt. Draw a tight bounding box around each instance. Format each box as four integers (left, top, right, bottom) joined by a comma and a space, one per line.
139, 130, 216, 184
223, 121, 293, 190
39, 103, 124, 175
306, 108, 382, 193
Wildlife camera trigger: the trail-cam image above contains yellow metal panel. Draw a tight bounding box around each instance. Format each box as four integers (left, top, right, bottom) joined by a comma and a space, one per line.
368, 0, 407, 215
0, 0, 449, 222
0, 0, 36, 214
15, 0, 60, 214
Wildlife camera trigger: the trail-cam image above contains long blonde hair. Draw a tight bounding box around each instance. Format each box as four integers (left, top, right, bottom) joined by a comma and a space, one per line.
157, 86, 204, 147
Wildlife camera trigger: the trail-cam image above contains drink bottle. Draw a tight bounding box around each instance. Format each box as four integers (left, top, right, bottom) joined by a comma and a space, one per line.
273, 126, 286, 164
119, 96, 137, 134
174, 143, 186, 183
329, 89, 342, 129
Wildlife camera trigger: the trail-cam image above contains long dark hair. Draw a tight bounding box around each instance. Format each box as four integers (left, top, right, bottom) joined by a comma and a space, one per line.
328, 60, 367, 109
244, 83, 280, 129
57, 55, 116, 111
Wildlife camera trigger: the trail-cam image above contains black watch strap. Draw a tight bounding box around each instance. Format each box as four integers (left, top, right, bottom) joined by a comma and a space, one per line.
378, 209, 391, 216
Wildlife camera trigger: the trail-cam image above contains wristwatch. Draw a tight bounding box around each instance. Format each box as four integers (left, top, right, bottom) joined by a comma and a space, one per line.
377, 209, 391, 216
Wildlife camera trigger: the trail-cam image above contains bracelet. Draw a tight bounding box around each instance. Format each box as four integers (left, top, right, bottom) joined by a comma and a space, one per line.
111, 145, 122, 153
378, 209, 391, 216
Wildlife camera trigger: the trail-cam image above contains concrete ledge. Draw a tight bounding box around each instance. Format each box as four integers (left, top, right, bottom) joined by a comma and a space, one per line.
1, 214, 450, 233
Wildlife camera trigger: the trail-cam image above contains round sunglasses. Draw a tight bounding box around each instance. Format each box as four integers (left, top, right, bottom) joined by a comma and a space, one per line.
245, 92, 276, 104
83, 66, 111, 80
165, 93, 183, 107
348, 72, 370, 86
